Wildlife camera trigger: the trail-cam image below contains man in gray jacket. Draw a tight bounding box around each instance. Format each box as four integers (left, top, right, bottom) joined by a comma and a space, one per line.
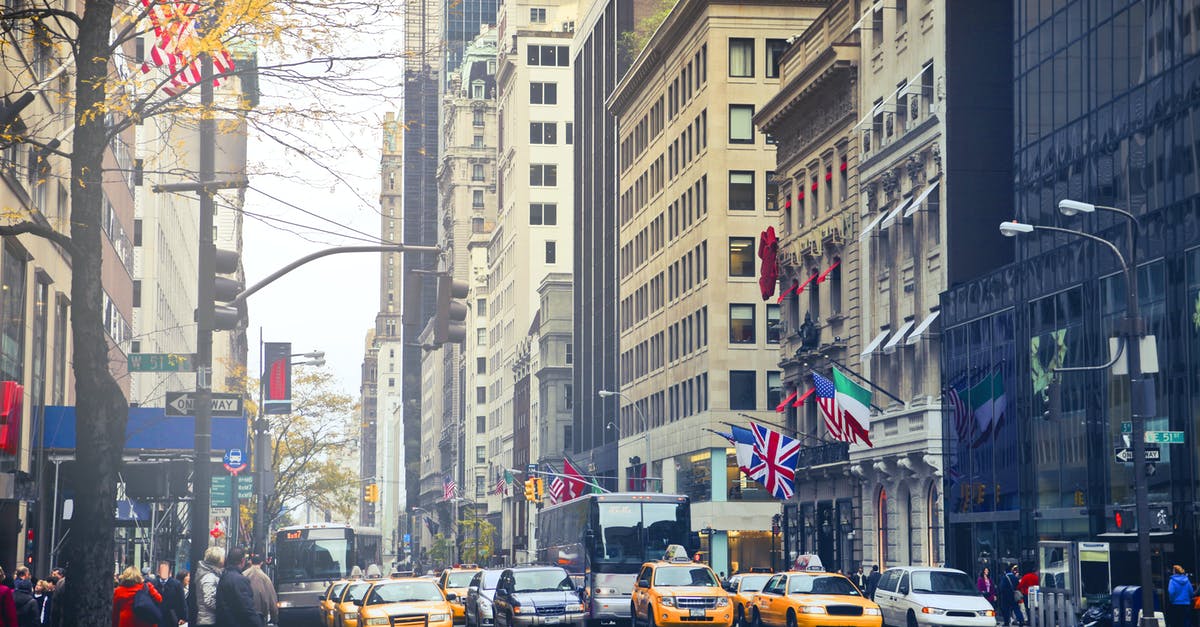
243, 554, 278, 626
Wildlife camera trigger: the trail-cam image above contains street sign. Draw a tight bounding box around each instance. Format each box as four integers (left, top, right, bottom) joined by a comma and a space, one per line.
211, 507, 232, 517
223, 448, 248, 475
128, 353, 196, 372
526, 463, 537, 475
1121, 421, 1132, 434
1114, 446, 1161, 463
237, 475, 253, 499
165, 391, 244, 417
1145, 430, 1185, 444
211, 475, 253, 507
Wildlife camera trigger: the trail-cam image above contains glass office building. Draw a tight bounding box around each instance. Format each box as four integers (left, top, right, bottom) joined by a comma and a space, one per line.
941, 0, 1200, 593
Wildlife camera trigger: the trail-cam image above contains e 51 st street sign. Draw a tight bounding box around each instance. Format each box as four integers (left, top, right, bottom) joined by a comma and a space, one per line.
165, 391, 244, 417
128, 353, 195, 372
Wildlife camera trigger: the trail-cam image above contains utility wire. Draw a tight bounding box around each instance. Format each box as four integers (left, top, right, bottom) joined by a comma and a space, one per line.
248, 184, 390, 244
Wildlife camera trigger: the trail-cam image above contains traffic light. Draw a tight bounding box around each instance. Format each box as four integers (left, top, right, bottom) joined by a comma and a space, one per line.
209, 248, 246, 330
534, 478, 545, 502
433, 274, 469, 345
1114, 508, 1134, 533
364, 483, 379, 503
524, 479, 537, 502
24, 528, 33, 565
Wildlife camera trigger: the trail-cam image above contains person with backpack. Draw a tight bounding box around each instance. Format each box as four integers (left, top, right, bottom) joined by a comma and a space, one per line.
112, 566, 163, 627
12, 576, 38, 627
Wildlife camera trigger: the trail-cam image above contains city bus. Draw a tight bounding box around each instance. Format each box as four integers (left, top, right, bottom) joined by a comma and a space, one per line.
273, 523, 384, 627
536, 493, 696, 627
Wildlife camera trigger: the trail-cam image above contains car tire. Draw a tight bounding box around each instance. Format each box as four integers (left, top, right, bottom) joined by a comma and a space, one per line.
751, 608, 762, 627
734, 606, 744, 627
906, 610, 919, 627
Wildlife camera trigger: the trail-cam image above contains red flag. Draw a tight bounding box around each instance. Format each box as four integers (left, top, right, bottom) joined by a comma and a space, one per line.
758, 227, 779, 301
562, 458, 586, 500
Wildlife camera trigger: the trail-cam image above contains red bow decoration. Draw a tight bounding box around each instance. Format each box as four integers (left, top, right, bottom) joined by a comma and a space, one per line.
758, 227, 779, 301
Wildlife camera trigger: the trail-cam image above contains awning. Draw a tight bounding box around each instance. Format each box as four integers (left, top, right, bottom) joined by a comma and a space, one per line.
905, 310, 941, 345
880, 196, 914, 230
881, 319, 915, 354
858, 211, 887, 240
903, 180, 941, 218
859, 329, 891, 360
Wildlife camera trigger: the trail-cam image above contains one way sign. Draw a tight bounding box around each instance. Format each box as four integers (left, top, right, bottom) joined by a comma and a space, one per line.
165, 391, 244, 417
1114, 445, 1161, 463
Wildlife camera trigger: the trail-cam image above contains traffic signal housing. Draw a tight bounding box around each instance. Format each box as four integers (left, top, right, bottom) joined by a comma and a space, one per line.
364, 483, 379, 503
24, 528, 33, 565
433, 274, 469, 345
535, 478, 545, 501
209, 248, 246, 330
524, 479, 537, 502
1113, 508, 1134, 533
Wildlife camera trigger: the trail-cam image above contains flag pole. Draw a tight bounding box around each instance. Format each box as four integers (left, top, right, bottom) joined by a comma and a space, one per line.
820, 355, 904, 406
729, 416, 827, 447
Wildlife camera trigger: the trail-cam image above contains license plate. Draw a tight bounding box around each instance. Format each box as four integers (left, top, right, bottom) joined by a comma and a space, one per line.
543, 617, 561, 624
690, 609, 706, 618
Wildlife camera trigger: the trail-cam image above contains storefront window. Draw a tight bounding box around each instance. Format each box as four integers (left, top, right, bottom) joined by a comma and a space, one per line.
725, 448, 773, 501
676, 450, 712, 502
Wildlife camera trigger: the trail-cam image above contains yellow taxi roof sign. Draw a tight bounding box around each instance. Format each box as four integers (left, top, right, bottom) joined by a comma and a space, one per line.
663, 545, 691, 562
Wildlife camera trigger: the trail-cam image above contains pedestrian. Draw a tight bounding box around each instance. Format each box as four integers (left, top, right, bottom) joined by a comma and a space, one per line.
999, 565, 1026, 626
242, 554, 277, 627
153, 562, 186, 627
195, 547, 225, 627
47, 568, 64, 627
1017, 568, 1038, 599
214, 547, 261, 627
865, 565, 881, 600
12, 576, 38, 627
851, 566, 866, 592
33, 580, 50, 627
1168, 565, 1195, 627
176, 571, 190, 627
112, 566, 164, 627
977, 568, 997, 608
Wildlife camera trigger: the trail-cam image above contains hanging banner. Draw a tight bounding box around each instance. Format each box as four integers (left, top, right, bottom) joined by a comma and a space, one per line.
263, 342, 292, 415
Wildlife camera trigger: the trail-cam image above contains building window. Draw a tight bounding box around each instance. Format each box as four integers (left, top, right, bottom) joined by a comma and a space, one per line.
729, 304, 755, 344
808, 266, 820, 320
729, 38, 754, 77
476, 298, 487, 315
530, 121, 557, 144
767, 371, 781, 409
471, 80, 485, 98
565, 122, 573, 144
388, 377, 395, 387
0, 246, 27, 382
530, 164, 558, 186
877, 487, 890, 566
927, 481, 941, 565
872, 7, 884, 47
473, 110, 485, 126
476, 386, 486, 403
766, 171, 779, 211
566, 343, 573, 364
896, 0, 907, 25
473, 135, 484, 148
527, 44, 570, 67
472, 189, 485, 209
472, 164, 485, 181
766, 39, 787, 78
563, 425, 573, 449
477, 328, 487, 345
829, 257, 842, 314
476, 416, 486, 433
476, 446, 486, 463
766, 304, 781, 344
729, 104, 754, 144
530, 7, 546, 22
530, 82, 557, 104
729, 171, 754, 211
545, 241, 557, 263
729, 370, 756, 410
530, 203, 558, 225
477, 357, 486, 374
728, 237, 755, 277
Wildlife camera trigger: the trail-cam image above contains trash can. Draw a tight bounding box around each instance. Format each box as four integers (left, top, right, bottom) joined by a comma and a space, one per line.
1124, 586, 1161, 626
1111, 586, 1129, 627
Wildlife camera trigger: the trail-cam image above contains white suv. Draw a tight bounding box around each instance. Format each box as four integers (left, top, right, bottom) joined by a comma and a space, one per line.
870, 567, 996, 627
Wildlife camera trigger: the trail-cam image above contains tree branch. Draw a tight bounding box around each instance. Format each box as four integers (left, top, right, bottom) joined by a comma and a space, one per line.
0, 7, 83, 28
0, 221, 74, 254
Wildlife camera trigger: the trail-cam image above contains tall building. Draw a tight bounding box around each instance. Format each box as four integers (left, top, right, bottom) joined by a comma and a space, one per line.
359, 330, 378, 529
608, 0, 822, 577
942, 0, 1200, 581
755, 0, 863, 573
489, 0, 577, 557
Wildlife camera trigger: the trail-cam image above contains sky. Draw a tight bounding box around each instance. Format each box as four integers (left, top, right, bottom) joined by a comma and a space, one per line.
241, 12, 405, 399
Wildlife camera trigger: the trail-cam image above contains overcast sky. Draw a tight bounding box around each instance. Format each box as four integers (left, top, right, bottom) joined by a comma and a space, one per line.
242, 17, 405, 399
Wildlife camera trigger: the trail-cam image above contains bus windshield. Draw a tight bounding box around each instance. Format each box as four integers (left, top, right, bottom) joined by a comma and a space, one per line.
275, 530, 351, 583
595, 502, 690, 570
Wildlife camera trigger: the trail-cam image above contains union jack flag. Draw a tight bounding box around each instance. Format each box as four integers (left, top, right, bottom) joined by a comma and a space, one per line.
443, 474, 458, 501
747, 422, 800, 500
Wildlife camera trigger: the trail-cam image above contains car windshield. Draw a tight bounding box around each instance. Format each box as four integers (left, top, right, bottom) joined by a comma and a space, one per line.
654, 567, 719, 587
345, 583, 371, 602
512, 570, 574, 592
330, 583, 347, 599
369, 582, 444, 605
788, 576, 861, 596
739, 575, 772, 593
481, 572, 502, 590
910, 571, 978, 595
448, 572, 478, 587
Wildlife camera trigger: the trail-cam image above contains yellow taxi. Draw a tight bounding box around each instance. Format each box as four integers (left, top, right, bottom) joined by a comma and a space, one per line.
632, 546, 733, 627
357, 578, 456, 627
335, 579, 375, 627
438, 565, 482, 625
724, 574, 773, 627
321, 580, 352, 627
748, 571, 882, 627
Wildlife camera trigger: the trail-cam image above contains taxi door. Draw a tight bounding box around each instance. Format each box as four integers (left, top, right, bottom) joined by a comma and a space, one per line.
633, 565, 654, 623
754, 575, 784, 626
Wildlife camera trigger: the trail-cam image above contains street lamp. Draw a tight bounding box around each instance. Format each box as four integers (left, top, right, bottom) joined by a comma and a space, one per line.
1000, 206, 1155, 627
598, 390, 654, 491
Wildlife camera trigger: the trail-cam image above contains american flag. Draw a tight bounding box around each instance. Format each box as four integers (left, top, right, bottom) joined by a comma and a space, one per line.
443, 474, 458, 501
747, 422, 801, 500
811, 371, 846, 441
946, 381, 972, 443
547, 473, 567, 504
137, 0, 236, 95
492, 472, 507, 496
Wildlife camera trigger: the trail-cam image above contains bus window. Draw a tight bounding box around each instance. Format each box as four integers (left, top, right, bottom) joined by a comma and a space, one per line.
597, 504, 642, 564
642, 503, 689, 556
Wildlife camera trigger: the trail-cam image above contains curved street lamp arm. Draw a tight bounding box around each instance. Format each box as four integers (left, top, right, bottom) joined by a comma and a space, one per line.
1030, 224, 1128, 271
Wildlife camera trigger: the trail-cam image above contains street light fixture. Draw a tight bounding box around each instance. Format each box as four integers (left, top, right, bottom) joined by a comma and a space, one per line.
598, 390, 654, 492
1000, 207, 1155, 627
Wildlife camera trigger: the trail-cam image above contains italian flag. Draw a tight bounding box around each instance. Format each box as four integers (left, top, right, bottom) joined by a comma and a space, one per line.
832, 368, 874, 447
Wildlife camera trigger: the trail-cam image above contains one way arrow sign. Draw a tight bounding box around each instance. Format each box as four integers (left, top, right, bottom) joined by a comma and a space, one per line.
165, 391, 245, 417
1114, 446, 1161, 463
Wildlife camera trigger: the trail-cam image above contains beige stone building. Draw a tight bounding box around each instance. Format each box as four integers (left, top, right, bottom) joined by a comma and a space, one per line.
755, 0, 864, 574
609, 0, 822, 576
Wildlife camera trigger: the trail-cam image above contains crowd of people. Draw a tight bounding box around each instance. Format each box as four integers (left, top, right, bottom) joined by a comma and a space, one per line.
0, 564, 67, 627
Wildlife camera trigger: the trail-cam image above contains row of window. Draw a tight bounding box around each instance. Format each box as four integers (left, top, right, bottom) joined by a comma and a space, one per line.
729, 37, 789, 80
667, 43, 708, 120
731, 369, 782, 410
620, 213, 665, 281
667, 175, 709, 241
619, 154, 666, 226
620, 270, 665, 332
529, 202, 558, 225
729, 303, 782, 345
621, 329, 664, 382
668, 109, 708, 180
668, 305, 709, 362
530, 81, 557, 104
621, 96, 665, 173
529, 121, 574, 145
864, 62, 934, 156
619, 371, 711, 432
527, 44, 570, 67
529, 164, 558, 186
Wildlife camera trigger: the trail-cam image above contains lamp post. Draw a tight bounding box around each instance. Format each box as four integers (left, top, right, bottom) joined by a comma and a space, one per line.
598, 390, 654, 491
1002, 202, 1155, 626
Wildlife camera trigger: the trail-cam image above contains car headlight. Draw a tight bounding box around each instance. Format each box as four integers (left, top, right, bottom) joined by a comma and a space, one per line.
979, 610, 996, 617
365, 619, 391, 626
343, 610, 359, 618
921, 607, 948, 615
479, 599, 493, 611
799, 607, 827, 615
660, 597, 675, 608
863, 608, 881, 616
429, 613, 452, 622
277, 600, 294, 608
565, 604, 585, 612
714, 598, 729, 607
512, 606, 525, 614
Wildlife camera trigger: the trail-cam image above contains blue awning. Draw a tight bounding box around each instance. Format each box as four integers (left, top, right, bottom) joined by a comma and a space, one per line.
42, 406, 247, 453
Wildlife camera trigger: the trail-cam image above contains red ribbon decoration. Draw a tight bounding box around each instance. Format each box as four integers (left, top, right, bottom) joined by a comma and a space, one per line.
794, 387, 815, 407
817, 259, 841, 283
776, 390, 799, 413
776, 279, 799, 303
795, 271, 820, 295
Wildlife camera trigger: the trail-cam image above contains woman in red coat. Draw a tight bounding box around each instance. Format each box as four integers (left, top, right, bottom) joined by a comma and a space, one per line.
112, 566, 163, 627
